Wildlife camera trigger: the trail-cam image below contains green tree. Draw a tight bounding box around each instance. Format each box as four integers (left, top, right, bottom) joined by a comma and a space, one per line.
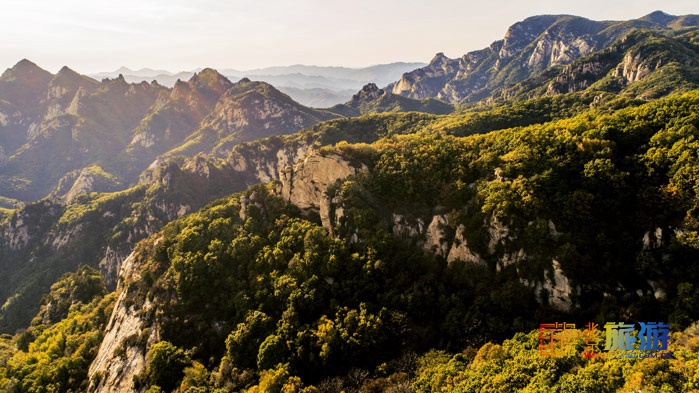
146, 341, 191, 392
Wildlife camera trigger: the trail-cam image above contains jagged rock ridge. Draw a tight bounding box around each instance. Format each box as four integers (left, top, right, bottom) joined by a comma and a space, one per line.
0, 61, 338, 202
388, 11, 699, 103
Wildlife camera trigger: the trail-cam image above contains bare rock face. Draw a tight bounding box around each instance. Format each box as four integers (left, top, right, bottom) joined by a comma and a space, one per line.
387, 211, 575, 310
354, 83, 385, 102
499, 15, 563, 60
642, 227, 664, 250
390, 15, 606, 103
88, 251, 159, 393
613, 52, 659, 84
63, 170, 100, 203
546, 61, 609, 95
227, 142, 314, 187
389, 13, 699, 103
423, 215, 451, 258
98, 246, 131, 290
447, 225, 487, 266
391, 53, 461, 99
50, 165, 123, 203
392, 214, 424, 239
281, 153, 367, 229
0, 197, 64, 251
520, 259, 574, 312
544, 260, 573, 311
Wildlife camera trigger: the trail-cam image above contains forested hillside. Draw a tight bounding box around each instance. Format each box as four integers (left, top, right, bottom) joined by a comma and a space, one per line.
2, 11, 699, 393
2, 89, 697, 392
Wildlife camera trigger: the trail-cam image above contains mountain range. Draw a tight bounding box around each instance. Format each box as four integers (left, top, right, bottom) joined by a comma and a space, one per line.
0, 63, 335, 203
389, 11, 699, 103
1, 10, 699, 393
91, 62, 427, 107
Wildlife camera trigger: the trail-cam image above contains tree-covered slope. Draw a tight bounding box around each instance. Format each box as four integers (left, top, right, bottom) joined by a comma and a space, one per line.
2, 90, 617, 336
81, 90, 699, 391
410, 325, 699, 392
0, 266, 115, 393
328, 83, 454, 117
4, 67, 699, 393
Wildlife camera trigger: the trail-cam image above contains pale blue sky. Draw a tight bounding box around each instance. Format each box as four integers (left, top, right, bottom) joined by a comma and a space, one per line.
0, 0, 696, 74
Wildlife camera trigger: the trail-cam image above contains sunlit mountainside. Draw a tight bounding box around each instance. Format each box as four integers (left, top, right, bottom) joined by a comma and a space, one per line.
1, 10, 699, 393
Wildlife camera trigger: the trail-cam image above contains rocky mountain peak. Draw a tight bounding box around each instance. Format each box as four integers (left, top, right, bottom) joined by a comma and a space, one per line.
500, 15, 563, 59
6, 59, 45, 73
171, 78, 189, 95
362, 82, 380, 91
390, 12, 699, 104
427, 52, 452, 68
189, 68, 234, 95
225, 78, 276, 98
51, 66, 98, 90
57, 65, 79, 76
94, 74, 130, 97
0, 59, 53, 112
355, 83, 383, 100
1, 58, 52, 83
44, 67, 98, 110
429, 52, 450, 66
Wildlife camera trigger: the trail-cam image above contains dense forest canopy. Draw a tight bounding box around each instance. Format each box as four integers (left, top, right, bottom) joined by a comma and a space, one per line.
2, 89, 699, 391
4, 14, 699, 389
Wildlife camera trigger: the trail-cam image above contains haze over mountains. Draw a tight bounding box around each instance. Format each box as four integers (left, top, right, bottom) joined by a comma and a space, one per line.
0, 61, 452, 205
91, 62, 427, 107
2, 10, 699, 392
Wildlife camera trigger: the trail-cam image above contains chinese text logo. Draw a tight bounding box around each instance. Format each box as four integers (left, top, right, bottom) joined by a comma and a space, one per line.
538, 321, 671, 359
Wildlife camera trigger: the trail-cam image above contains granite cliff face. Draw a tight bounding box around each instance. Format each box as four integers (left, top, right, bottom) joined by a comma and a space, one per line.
86, 152, 371, 393
1, 61, 428, 332
5, 12, 699, 390
0, 189, 191, 332
227, 144, 580, 313
76, 86, 699, 390
123, 69, 234, 165
388, 15, 607, 102
88, 251, 159, 393
281, 153, 368, 229
389, 12, 699, 103
386, 211, 573, 311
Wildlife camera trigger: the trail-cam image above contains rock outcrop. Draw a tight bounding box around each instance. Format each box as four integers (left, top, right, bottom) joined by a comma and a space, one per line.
385, 211, 573, 310
88, 251, 159, 393
281, 153, 368, 229
53, 166, 122, 203
389, 15, 607, 103
388, 12, 699, 103
521, 259, 574, 312
448, 224, 487, 266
